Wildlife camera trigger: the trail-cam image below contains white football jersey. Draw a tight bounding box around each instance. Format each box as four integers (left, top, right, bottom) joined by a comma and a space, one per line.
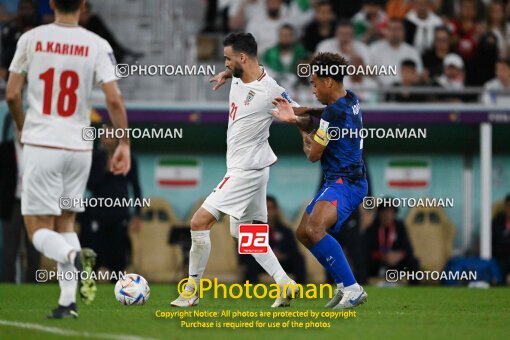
226, 68, 299, 170
9, 23, 117, 150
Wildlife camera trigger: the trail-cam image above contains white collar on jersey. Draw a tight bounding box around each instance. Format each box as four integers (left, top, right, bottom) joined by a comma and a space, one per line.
53, 22, 80, 28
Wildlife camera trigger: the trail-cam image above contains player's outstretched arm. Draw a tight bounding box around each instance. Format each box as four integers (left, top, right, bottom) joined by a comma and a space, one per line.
271, 97, 299, 123
5, 72, 26, 132
209, 69, 233, 91
102, 81, 131, 175
293, 106, 324, 118
271, 97, 320, 133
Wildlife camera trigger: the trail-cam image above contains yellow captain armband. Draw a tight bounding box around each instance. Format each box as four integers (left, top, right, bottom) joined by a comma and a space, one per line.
314, 119, 330, 146
314, 128, 328, 146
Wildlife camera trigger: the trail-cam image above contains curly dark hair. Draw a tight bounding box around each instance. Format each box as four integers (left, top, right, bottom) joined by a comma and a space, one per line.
310, 52, 349, 83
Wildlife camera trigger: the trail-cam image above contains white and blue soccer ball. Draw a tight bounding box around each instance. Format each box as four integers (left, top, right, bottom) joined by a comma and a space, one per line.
114, 273, 150, 305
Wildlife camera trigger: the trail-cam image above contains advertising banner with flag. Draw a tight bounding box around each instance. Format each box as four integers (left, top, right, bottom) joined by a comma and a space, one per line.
156, 158, 201, 188
385, 159, 431, 189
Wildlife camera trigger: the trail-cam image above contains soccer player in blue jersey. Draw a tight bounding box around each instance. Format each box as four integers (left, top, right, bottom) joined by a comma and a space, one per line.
271, 52, 368, 309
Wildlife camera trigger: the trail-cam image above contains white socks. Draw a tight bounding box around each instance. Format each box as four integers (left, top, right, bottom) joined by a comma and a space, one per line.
58, 232, 81, 306
32, 229, 74, 264
187, 230, 211, 290
186, 227, 291, 292
32, 229, 82, 307
344, 283, 362, 292
251, 248, 290, 285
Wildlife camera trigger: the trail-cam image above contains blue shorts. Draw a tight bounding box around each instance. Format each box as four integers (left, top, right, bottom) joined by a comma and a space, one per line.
306, 177, 368, 234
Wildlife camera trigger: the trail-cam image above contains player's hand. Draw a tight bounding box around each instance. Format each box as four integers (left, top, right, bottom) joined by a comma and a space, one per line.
110, 142, 131, 175
209, 70, 231, 91
303, 131, 314, 148
271, 97, 297, 123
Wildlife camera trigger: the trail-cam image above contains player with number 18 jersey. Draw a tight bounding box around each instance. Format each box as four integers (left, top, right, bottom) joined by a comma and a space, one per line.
9, 23, 117, 216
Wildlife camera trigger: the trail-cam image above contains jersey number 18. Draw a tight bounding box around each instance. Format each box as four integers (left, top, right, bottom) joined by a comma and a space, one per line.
39, 68, 79, 117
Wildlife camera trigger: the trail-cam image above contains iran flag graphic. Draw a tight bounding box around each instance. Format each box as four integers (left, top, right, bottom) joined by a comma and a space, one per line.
156, 159, 200, 188
385, 159, 431, 189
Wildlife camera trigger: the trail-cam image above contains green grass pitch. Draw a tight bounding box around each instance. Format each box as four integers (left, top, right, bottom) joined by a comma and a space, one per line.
0, 283, 509, 339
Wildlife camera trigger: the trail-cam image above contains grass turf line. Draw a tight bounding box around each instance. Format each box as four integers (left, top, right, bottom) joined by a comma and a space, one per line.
0, 283, 509, 340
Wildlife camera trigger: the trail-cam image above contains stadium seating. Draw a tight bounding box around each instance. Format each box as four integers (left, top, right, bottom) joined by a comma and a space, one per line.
405, 206, 456, 277
128, 197, 183, 282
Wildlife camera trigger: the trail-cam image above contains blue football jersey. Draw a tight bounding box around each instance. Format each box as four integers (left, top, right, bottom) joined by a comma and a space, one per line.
313, 90, 365, 181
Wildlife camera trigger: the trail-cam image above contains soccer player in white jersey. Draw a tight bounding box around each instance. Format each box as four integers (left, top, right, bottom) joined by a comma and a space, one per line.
171, 32, 319, 308
5, 0, 130, 318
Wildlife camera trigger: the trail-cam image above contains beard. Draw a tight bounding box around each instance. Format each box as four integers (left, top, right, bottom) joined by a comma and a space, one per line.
232, 66, 243, 78
268, 9, 280, 19
279, 43, 293, 50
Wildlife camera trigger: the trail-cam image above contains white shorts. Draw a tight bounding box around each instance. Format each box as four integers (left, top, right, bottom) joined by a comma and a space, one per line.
21, 144, 92, 216
203, 167, 269, 222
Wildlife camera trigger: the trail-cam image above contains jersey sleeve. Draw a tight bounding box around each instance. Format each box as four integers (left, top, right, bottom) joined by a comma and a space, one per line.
314, 106, 344, 146
9, 32, 31, 74
94, 39, 117, 84
314, 107, 332, 146
266, 79, 300, 115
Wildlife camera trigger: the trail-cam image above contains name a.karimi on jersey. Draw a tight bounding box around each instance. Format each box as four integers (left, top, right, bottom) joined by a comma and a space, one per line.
35, 40, 90, 57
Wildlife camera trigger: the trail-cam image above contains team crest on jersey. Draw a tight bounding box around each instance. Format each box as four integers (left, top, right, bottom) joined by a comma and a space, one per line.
281, 91, 293, 103
244, 90, 256, 106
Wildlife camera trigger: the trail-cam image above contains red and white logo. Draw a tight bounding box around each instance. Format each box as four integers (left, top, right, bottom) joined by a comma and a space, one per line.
238, 224, 269, 254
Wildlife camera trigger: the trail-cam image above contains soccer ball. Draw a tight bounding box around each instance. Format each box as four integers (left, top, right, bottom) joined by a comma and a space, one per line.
114, 273, 150, 305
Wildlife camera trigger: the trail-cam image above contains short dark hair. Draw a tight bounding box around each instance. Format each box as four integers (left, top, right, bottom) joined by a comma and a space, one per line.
310, 52, 349, 83
335, 19, 353, 29
53, 0, 82, 13
316, 0, 332, 8
434, 26, 451, 37
364, 0, 384, 6
223, 32, 257, 57
401, 59, 417, 68
497, 57, 510, 68
280, 23, 294, 33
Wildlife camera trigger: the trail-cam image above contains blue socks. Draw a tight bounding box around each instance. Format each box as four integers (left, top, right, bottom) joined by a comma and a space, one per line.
310, 234, 356, 287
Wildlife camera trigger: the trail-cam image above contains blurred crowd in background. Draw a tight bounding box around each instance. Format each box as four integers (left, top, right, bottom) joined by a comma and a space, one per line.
2, 0, 510, 102
200, 0, 510, 103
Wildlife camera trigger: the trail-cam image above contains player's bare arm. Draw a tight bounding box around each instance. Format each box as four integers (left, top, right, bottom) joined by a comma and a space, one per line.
102, 81, 131, 175
294, 106, 324, 118
302, 130, 326, 162
209, 68, 233, 91
271, 97, 317, 132
5, 72, 26, 132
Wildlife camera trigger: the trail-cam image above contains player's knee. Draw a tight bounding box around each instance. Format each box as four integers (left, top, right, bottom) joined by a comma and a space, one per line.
190, 213, 206, 231
305, 223, 326, 243
295, 227, 309, 245
190, 208, 216, 231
